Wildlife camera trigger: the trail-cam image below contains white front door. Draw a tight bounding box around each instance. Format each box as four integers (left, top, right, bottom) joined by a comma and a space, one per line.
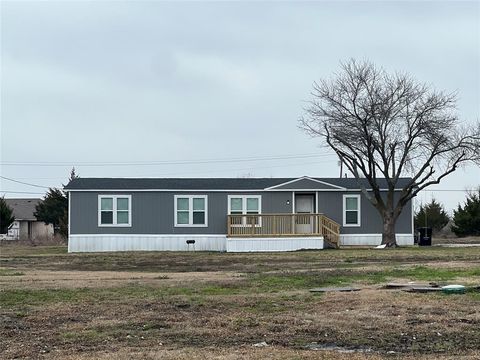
295, 195, 314, 234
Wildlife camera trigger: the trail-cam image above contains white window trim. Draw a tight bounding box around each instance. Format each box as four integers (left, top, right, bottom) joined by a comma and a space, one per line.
98, 195, 132, 227
227, 195, 262, 227
343, 194, 361, 227
174, 195, 208, 227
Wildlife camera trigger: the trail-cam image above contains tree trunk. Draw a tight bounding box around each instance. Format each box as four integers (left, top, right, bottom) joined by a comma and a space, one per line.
381, 213, 397, 247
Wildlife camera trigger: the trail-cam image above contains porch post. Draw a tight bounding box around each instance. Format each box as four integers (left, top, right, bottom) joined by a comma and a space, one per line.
273, 215, 277, 236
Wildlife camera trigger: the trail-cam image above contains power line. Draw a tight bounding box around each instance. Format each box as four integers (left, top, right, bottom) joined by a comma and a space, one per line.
0, 153, 334, 167
1, 191, 46, 195
0, 176, 51, 189
0, 159, 337, 180
131, 159, 337, 177
2, 177, 66, 180
0, 159, 338, 183
420, 189, 479, 192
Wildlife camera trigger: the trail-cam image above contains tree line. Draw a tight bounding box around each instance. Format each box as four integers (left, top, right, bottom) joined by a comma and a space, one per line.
414, 191, 480, 237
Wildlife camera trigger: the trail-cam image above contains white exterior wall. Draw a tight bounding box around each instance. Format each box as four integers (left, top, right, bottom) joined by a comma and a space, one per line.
226, 237, 324, 252
6, 221, 54, 241
340, 233, 414, 246
31, 222, 54, 241
68, 234, 227, 252
7, 221, 20, 239
18, 221, 29, 241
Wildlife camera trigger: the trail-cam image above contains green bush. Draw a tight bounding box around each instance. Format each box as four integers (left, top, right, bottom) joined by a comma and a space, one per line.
452, 189, 480, 237
414, 198, 450, 233
0, 197, 15, 234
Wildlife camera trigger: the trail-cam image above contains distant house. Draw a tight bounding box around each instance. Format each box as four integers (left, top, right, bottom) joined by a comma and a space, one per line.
5, 199, 54, 241
64, 176, 414, 252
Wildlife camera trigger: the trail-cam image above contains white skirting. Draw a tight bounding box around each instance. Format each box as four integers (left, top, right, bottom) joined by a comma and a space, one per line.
340, 233, 414, 246
69, 233, 413, 252
68, 234, 227, 252
226, 237, 324, 252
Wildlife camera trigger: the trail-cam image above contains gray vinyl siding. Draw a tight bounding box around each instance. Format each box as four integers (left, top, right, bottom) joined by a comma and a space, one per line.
317, 192, 412, 234
70, 191, 293, 235
262, 192, 293, 213
70, 190, 412, 235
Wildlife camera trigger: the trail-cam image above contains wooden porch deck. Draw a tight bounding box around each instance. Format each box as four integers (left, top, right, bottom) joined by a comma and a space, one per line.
227, 213, 340, 248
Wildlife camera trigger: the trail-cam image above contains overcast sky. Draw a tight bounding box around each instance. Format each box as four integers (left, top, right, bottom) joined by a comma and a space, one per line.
1, 0, 479, 212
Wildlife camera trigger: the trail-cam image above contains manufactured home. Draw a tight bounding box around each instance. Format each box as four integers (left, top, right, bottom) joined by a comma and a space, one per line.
64, 176, 414, 252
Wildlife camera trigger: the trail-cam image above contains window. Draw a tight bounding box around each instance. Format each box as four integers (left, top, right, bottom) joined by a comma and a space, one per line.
174, 195, 208, 227
228, 195, 261, 226
98, 195, 131, 227
343, 194, 360, 227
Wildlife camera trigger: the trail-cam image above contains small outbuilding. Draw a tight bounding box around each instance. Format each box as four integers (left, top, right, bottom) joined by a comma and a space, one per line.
5, 198, 54, 241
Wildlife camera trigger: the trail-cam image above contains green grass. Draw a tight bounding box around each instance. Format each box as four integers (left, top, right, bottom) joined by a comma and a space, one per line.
1, 286, 143, 307
250, 271, 382, 292
2, 265, 479, 309
0, 283, 247, 309
245, 265, 480, 293
388, 265, 480, 281
0, 268, 24, 276
62, 329, 109, 342
60, 319, 171, 344
467, 291, 480, 300
1, 288, 91, 307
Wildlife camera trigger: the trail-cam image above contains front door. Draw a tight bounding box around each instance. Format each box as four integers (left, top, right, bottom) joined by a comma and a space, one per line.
295, 194, 314, 234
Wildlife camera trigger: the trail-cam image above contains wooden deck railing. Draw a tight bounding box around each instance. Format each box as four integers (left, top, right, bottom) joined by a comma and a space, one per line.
227, 213, 340, 247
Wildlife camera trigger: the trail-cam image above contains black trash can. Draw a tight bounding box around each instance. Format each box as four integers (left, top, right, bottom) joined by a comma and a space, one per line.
417, 227, 432, 246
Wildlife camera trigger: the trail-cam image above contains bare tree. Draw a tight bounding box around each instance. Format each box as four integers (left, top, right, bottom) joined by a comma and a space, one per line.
300, 60, 480, 247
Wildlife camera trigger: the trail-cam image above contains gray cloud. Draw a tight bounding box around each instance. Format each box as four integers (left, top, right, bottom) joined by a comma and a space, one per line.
1, 1, 479, 211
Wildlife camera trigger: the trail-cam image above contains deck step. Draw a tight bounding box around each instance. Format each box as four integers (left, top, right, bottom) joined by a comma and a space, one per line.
323, 237, 339, 249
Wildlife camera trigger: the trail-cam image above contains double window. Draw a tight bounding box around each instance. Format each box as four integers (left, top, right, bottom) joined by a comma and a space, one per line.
343, 194, 361, 227
98, 195, 131, 227
174, 195, 208, 227
228, 195, 261, 226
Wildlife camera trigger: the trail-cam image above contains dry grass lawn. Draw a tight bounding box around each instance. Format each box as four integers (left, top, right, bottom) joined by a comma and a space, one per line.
1, 244, 480, 359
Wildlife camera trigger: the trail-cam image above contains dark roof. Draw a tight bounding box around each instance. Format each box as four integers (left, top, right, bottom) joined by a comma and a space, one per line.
64, 177, 413, 190
5, 198, 41, 221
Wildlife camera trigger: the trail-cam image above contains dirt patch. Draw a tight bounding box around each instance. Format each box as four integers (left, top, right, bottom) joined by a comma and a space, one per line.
1, 246, 480, 359
3, 245, 480, 273
419, 261, 480, 269
3, 289, 480, 359
0, 269, 244, 290
55, 347, 480, 360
